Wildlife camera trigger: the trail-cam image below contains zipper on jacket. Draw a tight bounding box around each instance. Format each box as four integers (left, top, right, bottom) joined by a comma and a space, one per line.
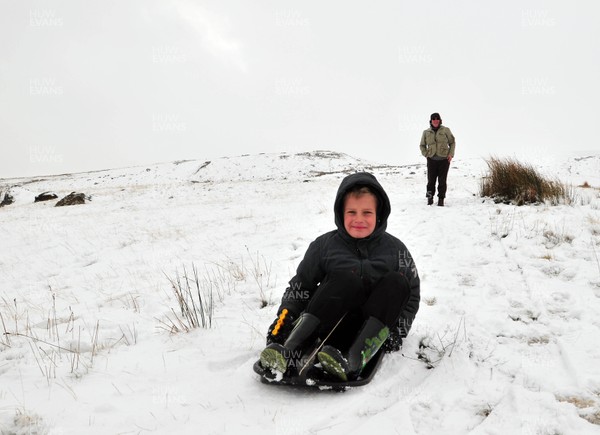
356, 242, 368, 279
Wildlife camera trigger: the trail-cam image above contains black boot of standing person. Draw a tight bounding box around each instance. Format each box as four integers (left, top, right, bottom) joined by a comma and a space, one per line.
420, 113, 456, 206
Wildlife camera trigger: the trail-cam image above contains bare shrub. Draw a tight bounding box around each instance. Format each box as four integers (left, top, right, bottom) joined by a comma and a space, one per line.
480, 157, 570, 205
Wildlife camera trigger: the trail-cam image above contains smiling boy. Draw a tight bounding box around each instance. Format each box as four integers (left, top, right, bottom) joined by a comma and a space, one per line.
343, 187, 376, 238
260, 172, 420, 381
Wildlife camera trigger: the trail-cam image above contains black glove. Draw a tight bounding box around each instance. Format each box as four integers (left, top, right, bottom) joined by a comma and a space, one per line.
266, 308, 296, 345
383, 325, 403, 353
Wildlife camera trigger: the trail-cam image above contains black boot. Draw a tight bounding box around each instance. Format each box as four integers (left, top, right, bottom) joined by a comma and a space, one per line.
438, 197, 444, 206
260, 312, 320, 374
426, 192, 433, 206
317, 316, 389, 381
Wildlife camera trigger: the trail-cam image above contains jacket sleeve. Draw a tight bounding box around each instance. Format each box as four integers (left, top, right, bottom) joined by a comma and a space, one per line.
397, 246, 420, 337
447, 127, 456, 158
276, 237, 324, 317
419, 131, 428, 157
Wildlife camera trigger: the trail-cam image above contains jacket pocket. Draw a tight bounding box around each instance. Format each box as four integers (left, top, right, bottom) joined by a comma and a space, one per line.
436, 144, 449, 157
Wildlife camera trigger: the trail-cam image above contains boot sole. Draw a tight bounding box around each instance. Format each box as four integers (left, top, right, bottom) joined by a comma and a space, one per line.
260, 347, 287, 373
317, 351, 348, 382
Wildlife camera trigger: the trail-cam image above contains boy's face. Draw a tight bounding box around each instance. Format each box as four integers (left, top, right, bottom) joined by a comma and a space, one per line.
343, 193, 377, 239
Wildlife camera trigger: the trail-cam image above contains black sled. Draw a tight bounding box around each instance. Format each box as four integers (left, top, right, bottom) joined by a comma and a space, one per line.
253, 346, 385, 392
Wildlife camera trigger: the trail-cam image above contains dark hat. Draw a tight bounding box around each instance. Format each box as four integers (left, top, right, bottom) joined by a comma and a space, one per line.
430, 112, 441, 121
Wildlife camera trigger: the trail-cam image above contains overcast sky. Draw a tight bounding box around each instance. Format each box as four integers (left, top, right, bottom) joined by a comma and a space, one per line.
1, 0, 599, 178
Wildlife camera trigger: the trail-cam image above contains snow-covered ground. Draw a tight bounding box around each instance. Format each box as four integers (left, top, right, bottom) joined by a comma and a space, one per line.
1, 150, 599, 435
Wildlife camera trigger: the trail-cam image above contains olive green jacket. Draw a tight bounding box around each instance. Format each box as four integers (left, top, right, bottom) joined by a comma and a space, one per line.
420, 125, 456, 159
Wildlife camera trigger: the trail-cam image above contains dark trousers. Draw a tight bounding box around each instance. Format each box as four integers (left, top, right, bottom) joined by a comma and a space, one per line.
305, 271, 410, 351
427, 158, 450, 199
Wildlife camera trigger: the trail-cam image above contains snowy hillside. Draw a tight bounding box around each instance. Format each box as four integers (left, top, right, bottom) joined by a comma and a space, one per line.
1, 151, 599, 434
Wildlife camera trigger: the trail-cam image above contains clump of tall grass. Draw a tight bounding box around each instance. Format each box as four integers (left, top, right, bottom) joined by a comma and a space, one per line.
160, 264, 214, 333
480, 157, 570, 205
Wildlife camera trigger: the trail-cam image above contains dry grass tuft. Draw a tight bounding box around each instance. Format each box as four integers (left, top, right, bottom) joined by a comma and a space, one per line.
556, 395, 600, 425
160, 264, 214, 333
480, 157, 571, 205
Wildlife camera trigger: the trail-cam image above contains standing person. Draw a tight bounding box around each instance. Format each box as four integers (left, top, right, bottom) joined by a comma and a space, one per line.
420, 112, 456, 206
259, 172, 420, 381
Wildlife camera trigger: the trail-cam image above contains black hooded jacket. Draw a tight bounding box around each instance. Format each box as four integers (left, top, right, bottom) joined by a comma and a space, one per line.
279, 172, 420, 337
